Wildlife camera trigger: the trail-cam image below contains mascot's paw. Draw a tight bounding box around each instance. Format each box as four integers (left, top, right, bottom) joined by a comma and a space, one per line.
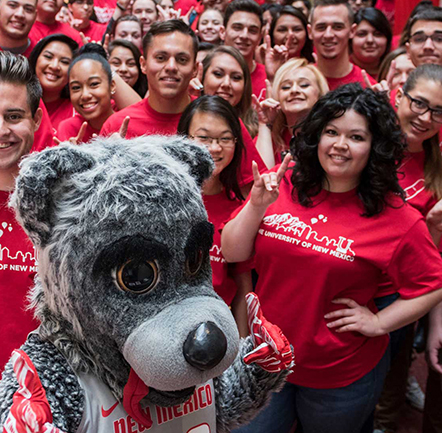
2, 350, 66, 433
243, 293, 295, 373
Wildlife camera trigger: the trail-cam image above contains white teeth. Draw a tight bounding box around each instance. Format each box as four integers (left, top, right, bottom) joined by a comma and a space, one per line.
330, 155, 347, 160
0, 143, 13, 149
82, 103, 96, 109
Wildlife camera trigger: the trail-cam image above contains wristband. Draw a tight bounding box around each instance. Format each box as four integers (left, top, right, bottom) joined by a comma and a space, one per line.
116, 2, 126, 11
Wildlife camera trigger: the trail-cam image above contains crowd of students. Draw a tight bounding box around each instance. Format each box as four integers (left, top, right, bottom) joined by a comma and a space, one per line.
1, 0, 442, 431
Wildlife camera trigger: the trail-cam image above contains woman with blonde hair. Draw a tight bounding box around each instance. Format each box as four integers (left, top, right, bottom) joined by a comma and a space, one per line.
255, 58, 329, 167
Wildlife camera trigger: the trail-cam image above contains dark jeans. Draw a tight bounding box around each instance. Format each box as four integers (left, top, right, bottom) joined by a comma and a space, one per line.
232, 347, 390, 433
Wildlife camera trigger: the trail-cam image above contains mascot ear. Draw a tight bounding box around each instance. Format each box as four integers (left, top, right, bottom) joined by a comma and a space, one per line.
161, 136, 214, 187
10, 145, 95, 248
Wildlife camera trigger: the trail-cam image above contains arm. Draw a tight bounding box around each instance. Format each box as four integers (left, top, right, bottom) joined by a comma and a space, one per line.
112, 72, 142, 109
427, 300, 442, 374
221, 154, 292, 263
231, 271, 253, 338
325, 287, 442, 337
426, 197, 442, 247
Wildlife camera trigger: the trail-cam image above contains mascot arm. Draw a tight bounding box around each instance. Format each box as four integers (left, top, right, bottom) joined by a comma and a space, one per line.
0, 335, 85, 433
214, 293, 294, 433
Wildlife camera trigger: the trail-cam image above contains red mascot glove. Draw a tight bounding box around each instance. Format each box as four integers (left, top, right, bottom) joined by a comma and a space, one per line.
3, 350, 67, 433
243, 292, 295, 373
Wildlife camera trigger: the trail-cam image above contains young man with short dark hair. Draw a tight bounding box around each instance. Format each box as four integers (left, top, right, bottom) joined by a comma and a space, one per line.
101, 19, 198, 137
309, 0, 376, 90
220, 0, 267, 101
0, 51, 42, 370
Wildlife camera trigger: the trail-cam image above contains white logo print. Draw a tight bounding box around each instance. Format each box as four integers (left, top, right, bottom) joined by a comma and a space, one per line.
260, 213, 355, 261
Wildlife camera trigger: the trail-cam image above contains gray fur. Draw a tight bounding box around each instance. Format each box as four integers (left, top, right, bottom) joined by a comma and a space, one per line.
1, 135, 290, 432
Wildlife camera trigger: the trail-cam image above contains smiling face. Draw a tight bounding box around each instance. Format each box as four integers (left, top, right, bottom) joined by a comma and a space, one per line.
109, 46, 139, 87
189, 111, 235, 180
0, 0, 37, 43
35, 40, 73, 97
0, 81, 41, 174
278, 66, 321, 126
221, 11, 262, 62
318, 109, 372, 192
406, 20, 442, 67
396, 78, 442, 152
273, 14, 306, 58
141, 31, 196, 102
198, 9, 224, 44
132, 0, 157, 34
352, 20, 387, 65
203, 52, 245, 108
114, 20, 143, 52
309, 4, 354, 61
69, 58, 115, 128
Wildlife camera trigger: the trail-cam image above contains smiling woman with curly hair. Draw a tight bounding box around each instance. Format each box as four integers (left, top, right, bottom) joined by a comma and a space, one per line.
222, 83, 442, 433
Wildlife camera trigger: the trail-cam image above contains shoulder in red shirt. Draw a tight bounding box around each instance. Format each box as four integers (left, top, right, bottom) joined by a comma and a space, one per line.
29, 21, 83, 47
31, 100, 54, 153
44, 98, 75, 134
326, 64, 376, 91
57, 114, 100, 144
81, 21, 107, 43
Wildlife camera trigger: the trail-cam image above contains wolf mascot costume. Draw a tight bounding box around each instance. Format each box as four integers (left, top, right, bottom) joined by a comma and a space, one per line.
0, 135, 293, 433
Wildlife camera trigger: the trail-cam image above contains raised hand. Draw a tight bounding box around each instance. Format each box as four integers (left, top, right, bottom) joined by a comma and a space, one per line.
324, 298, 383, 337
253, 79, 281, 125
264, 34, 288, 83
189, 62, 204, 98
243, 293, 295, 373
250, 153, 292, 209
362, 69, 390, 94
53, 121, 88, 146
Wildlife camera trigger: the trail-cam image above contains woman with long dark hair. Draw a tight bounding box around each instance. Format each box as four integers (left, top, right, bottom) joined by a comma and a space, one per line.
223, 83, 442, 433
178, 95, 252, 337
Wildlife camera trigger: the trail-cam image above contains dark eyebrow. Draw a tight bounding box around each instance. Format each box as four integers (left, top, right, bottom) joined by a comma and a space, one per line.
414, 95, 442, 109
5, 108, 26, 114
412, 30, 442, 36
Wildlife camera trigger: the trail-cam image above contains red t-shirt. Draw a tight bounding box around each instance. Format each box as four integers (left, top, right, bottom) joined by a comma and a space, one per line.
57, 114, 100, 143
326, 64, 377, 91
204, 192, 250, 305
227, 172, 442, 388
29, 21, 83, 46
44, 98, 75, 134
251, 62, 267, 103
100, 98, 267, 186
0, 190, 39, 370
80, 20, 107, 43
377, 151, 439, 297
31, 100, 55, 153
94, 0, 116, 23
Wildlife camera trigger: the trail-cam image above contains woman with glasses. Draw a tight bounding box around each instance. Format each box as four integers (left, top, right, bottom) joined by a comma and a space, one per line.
372, 63, 442, 433
177, 95, 252, 337
222, 83, 442, 433
68, 0, 107, 42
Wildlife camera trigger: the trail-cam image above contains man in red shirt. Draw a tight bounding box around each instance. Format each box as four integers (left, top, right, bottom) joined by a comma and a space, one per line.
220, 0, 267, 102
308, 0, 376, 91
0, 0, 37, 56
101, 19, 198, 138
0, 52, 42, 371
29, 0, 82, 46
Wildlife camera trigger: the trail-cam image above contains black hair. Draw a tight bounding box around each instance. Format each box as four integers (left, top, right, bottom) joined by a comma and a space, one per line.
143, 19, 199, 60
108, 39, 147, 97
69, 45, 112, 86
284, 0, 311, 13
404, 6, 442, 45
0, 52, 42, 117
291, 83, 406, 217
198, 41, 216, 52
311, 0, 354, 25
224, 0, 263, 28
177, 95, 245, 201
112, 14, 143, 37
270, 6, 314, 63
28, 34, 79, 100
352, 8, 392, 64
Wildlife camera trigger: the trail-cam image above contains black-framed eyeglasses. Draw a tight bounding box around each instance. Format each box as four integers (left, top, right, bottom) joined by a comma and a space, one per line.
409, 32, 442, 47
404, 91, 442, 124
189, 134, 236, 148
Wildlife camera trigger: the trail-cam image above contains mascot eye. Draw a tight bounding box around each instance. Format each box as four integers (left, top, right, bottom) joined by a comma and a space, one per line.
185, 249, 203, 276
117, 260, 158, 293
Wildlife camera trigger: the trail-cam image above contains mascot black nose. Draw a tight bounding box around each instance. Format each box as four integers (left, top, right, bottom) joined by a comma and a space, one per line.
183, 322, 228, 371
